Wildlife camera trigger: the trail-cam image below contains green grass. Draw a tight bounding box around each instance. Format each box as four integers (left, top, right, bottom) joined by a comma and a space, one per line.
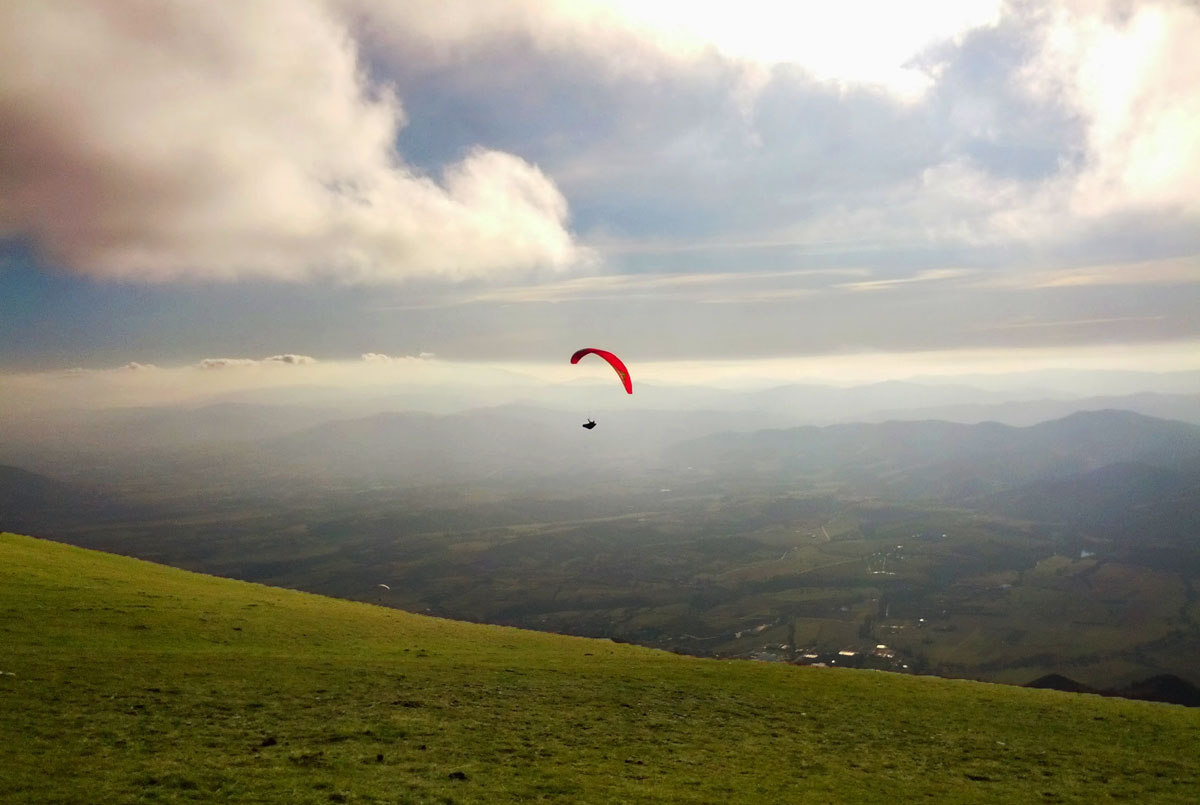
3, 532, 1199, 804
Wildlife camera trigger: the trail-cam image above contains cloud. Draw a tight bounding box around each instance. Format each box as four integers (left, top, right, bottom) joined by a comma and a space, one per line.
353, 4, 1016, 264
405, 267, 868, 305
629, 341, 1200, 385
835, 268, 976, 292
598, 0, 1003, 99
361, 352, 434, 362
197, 359, 261, 371
2, 1, 1196, 373
983, 256, 1200, 290
976, 315, 1166, 332
5, 344, 1198, 415
0, 0, 582, 283
350, 0, 1002, 99
567, 3, 1199, 266
891, 1, 1200, 250
345, 0, 1058, 261
265, 354, 318, 366
198, 355, 316, 370
0, 354, 551, 414
1024, 1, 1200, 218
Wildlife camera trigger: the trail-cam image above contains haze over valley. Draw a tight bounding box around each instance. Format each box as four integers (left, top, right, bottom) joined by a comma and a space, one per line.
4, 368, 1198, 695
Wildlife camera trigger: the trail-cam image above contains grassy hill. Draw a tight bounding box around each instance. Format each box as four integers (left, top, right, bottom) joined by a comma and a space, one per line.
3, 533, 1199, 803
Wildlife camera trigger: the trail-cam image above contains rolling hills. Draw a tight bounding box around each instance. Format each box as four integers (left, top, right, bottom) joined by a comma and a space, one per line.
4, 409, 1200, 692
3, 531, 1199, 803
666, 410, 1200, 499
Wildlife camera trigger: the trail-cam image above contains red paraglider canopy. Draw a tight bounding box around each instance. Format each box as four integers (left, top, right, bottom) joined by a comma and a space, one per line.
571, 348, 632, 394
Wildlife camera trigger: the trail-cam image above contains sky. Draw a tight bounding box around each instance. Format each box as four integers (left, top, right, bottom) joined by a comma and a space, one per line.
2, 0, 1199, 398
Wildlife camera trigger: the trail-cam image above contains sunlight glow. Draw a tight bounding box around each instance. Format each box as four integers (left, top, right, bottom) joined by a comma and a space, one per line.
3, 340, 1197, 414
513, 340, 1200, 388
586, 0, 1003, 98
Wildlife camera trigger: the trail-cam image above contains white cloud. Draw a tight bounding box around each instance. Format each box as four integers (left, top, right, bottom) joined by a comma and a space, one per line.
350, 0, 1001, 99
1023, 1, 1200, 218
976, 315, 1165, 332
360, 352, 434, 362
983, 256, 1200, 290
583, 0, 1003, 99
455, 267, 867, 304
197, 359, 261, 371
0, 355, 546, 413
198, 355, 316, 370
714, 3, 1200, 258
835, 268, 975, 292
3, 342, 1199, 420
0, 0, 582, 283
757, 161, 1014, 253
265, 354, 318, 366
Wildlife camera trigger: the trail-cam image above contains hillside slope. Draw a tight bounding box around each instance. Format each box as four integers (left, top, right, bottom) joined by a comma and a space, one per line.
3, 532, 1198, 803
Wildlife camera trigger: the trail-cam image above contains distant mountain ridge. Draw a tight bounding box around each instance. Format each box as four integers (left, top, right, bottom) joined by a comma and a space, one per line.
666, 410, 1200, 499
984, 459, 1200, 532
1025, 673, 1200, 708
866, 392, 1200, 427
0, 402, 344, 451
0, 464, 115, 532
0, 464, 82, 509
8, 404, 1200, 500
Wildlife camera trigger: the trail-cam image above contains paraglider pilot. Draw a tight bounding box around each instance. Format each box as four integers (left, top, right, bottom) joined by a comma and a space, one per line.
571, 348, 630, 431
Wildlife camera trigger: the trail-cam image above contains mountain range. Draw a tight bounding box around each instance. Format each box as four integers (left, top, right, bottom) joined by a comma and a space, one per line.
666, 410, 1200, 500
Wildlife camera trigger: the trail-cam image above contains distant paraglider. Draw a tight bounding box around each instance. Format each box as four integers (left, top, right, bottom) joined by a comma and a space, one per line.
571, 348, 631, 430
377, 584, 390, 591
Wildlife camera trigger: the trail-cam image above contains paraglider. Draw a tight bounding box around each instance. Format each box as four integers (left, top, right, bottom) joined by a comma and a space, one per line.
377, 584, 390, 591
571, 348, 631, 430
570, 348, 632, 394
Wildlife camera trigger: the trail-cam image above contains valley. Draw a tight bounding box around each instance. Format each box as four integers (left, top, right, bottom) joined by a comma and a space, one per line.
5, 406, 1199, 692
